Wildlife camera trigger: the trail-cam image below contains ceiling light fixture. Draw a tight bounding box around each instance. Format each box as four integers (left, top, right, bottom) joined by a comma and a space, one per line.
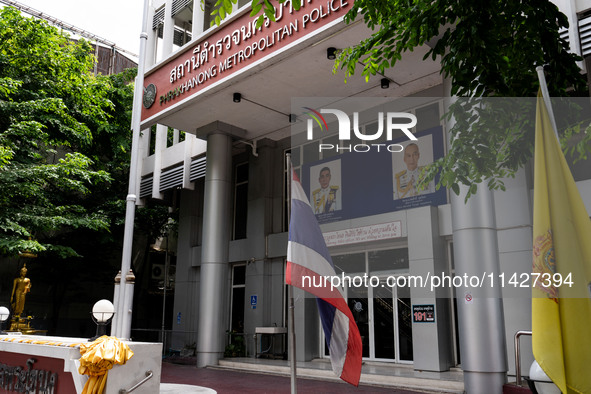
327, 47, 337, 60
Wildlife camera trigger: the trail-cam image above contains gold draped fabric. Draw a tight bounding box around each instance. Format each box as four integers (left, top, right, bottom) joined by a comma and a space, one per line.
78, 336, 134, 394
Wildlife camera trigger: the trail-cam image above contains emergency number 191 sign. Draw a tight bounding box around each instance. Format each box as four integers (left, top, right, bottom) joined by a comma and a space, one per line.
412, 304, 435, 323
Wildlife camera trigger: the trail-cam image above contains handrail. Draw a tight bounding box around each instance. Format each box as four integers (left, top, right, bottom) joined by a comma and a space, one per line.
119, 370, 153, 394
514, 330, 532, 386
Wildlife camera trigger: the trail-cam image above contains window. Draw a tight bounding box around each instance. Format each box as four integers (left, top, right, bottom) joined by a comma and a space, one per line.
203, 0, 223, 30
233, 162, 248, 240
447, 241, 461, 366
415, 102, 441, 132
230, 264, 246, 332
564, 131, 591, 182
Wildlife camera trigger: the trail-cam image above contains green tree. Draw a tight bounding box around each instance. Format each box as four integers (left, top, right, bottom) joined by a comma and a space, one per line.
0, 6, 119, 258
213, 0, 591, 196
0, 7, 182, 335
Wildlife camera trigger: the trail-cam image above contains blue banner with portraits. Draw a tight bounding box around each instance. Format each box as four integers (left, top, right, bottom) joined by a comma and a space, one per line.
302, 126, 447, 224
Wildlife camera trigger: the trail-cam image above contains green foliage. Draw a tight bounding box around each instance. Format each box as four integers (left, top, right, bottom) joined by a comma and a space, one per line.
224, 331, 246, 357
0, 7, 134, 257
335, 0, 589, 199
209, 0, 235, 26
206, 0, 300, 28
212, 0, 589, 199
135, 204, 179, 246
338, 0, 584, 97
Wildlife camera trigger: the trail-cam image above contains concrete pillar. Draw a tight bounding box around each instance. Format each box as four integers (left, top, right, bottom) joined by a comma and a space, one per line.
172, 186, 203, 351
110, 271, 121, 336
110, 269, 134, 339
162, 0, 175, 55
121, 270, 135, 339
151, 124, 168, 199
192, 0, 205, 38
493, 169, 534, 376
408, 206, 454, 371
133, 127, 151, 208
145, 5, 157, 67
294, 289, 319, 361
182, 134, 196, 190
444, 81, 508, 393
452, 183, 508, 393
197, 131, 233, 367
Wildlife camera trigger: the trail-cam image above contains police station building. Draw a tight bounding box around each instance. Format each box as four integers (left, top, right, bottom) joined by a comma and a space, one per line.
134, 0, 591, 391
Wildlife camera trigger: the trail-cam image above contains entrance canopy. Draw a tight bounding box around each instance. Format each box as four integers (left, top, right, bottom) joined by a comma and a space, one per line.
140, 2, 442, 142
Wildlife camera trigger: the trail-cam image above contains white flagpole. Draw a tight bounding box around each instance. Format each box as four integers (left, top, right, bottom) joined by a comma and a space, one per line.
114, 0, 150, 338
286, 153, 298, 394
536, 66, 560, 143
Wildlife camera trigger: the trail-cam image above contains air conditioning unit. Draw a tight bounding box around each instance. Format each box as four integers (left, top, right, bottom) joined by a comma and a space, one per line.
152, 264, 165, 280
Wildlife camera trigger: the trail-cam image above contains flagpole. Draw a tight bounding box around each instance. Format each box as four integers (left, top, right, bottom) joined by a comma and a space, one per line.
114, 0, 150, 338
286, 153, 298, 394
536, 66, 560, 142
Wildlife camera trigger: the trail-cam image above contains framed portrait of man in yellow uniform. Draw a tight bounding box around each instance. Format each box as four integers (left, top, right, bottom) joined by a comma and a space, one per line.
310, 160, 342, 214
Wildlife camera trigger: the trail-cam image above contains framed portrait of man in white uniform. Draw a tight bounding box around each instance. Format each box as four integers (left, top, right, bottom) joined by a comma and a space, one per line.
392, 137, 435, 200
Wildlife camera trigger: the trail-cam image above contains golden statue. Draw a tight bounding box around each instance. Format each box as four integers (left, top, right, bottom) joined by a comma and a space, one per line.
11, 265, 31, 317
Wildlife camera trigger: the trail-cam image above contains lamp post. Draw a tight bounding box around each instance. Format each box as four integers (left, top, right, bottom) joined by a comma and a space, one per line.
0, 306, 9, 334
90, 299, 115, 341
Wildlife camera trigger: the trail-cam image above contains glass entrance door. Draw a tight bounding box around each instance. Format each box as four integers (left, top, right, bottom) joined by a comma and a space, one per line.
369, 278, 413, 363
396, 284, 413, 362
348, 285, 370, 358
326, 248, 413, 363
372, 281, 395, 359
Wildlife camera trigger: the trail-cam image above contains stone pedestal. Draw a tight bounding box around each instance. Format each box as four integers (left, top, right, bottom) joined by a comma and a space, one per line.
0, 334, 162, 393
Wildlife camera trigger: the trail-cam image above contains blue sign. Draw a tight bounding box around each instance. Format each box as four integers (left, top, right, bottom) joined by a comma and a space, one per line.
250, 295, 258, 306
303, 126, 446, 224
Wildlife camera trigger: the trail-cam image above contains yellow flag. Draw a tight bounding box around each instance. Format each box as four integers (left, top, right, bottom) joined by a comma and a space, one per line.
532, 91, 591, 394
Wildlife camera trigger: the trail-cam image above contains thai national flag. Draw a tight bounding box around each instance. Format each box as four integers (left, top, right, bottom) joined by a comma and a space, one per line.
286, 169, 362, 386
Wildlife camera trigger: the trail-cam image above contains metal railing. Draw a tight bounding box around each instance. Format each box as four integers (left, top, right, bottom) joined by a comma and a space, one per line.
514, 330, 532, 386
119, 370, 153, 394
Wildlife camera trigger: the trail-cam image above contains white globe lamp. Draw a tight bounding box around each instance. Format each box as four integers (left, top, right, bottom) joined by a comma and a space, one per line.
0, 306, 9, 334
90, 299, 115, 341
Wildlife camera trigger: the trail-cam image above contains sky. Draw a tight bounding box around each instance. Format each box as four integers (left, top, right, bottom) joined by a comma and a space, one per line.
6, 0, 144, 59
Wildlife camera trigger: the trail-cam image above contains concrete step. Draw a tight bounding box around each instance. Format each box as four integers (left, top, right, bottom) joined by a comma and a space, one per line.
160, 383, 216, 393
214, 359, 464, 393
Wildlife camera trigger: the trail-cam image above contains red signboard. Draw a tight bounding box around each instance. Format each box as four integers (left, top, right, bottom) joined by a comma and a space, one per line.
0, 351, 77, 394
141, 0, 352, 123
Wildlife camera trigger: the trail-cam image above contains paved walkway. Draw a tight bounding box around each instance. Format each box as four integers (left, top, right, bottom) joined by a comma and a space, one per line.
160, 361, 425, 393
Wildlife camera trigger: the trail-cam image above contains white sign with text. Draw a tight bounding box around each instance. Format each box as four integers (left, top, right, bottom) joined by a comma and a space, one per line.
323, 221, 402, 247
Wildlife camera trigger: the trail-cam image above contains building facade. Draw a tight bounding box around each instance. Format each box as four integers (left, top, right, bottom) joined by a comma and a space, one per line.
133, 0, 591, 391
